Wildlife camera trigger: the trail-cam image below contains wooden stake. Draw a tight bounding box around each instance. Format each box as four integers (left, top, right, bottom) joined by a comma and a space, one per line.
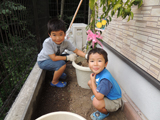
69, 0, 83, 28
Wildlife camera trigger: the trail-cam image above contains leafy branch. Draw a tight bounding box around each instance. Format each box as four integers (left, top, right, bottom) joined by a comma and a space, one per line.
86, 0, 143, 49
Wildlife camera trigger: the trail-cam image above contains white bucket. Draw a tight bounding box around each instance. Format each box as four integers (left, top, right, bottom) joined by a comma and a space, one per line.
36, 111, 86, 120
72, 61, 92, 89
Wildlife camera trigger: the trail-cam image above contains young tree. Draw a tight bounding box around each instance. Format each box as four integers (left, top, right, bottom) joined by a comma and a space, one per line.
60, 0, 65, 19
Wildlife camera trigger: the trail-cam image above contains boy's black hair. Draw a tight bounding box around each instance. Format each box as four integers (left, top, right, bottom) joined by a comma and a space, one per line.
47, 18, 66, 34
87, 48, 108, 63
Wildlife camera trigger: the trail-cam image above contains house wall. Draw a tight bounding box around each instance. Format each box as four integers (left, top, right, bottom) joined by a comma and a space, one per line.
101, 44, 160, 120
97, 0, 160, 119
98, 0, 160, 81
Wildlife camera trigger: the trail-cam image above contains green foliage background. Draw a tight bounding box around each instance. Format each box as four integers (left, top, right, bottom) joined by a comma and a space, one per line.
0, 1, 37, 119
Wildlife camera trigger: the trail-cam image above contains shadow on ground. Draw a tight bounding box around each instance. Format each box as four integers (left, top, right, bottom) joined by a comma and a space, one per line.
33, 63, 127, 120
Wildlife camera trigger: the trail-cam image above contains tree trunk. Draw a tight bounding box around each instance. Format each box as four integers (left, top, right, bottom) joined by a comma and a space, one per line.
33, 0, 41, 52
60, 0, 65, 19
83, 0, 86, 23
56, 0, 59, 17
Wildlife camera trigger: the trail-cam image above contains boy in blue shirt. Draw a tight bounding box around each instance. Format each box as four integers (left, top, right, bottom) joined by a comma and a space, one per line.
87, 48, 123, 120
37, 18, 87, 88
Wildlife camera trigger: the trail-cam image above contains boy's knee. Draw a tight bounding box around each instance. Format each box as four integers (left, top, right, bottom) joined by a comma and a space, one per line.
88, 80, 91, 86
55, 60, 66, 71
58, 61, 66, 68
93, 99, 99, 108
93, 98, 104, 110
59, 60, 66, 65
62, 64, 67, 68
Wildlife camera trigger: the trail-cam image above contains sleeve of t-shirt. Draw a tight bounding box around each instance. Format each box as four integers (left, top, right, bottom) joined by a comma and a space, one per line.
96, 78, 112, 96
43, 40, 55, 55
66, 40, 76, 51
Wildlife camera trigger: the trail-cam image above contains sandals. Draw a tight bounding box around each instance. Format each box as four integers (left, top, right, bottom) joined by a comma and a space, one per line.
60, 73, 67, 79
90, 111, 109, 120
91, 95, 95, 101
50, 81, 67, 88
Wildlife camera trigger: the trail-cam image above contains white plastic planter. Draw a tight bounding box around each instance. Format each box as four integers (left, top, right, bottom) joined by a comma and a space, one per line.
72, 61, 92, 89
36, 111, 86, 120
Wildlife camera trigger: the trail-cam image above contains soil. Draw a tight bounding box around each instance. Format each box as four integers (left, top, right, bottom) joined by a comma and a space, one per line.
75, 56, 88, 67
33, 63, 127, 120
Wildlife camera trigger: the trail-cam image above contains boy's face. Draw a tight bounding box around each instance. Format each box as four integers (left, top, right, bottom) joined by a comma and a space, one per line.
88, 53, 108, 74
49, 30, 66, 45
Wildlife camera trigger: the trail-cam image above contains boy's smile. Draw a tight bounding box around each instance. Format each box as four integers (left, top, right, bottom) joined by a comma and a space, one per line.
49, 30, 66, 45
88, 53, 108, 74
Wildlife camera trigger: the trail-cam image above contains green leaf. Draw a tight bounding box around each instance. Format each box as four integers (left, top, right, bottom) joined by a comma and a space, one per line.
120, 7, 123, 14
112, 0, 116, 7
127, 15, 130, 22
96, 3, 99, 11
117, 9, 120, 18
113, 4, 121, 10
103, 6, 106, 12
112, 0, 115, 4
108, 0, 111, 6
138, 0, 143, 8
125, 0, 130, 5
102, 0, 106, 4
2, 10, 6, 14
100, 2, 103, 7
111, 10, 115, 17
130, 0, 135, 5
106, 19, 109, 25
116, 0, 122, 4
109, 16, 112, 21
130, 11, 134, 19
100, 0, 106, 7
125, 8, 131, 15
104, 4, 111, 17
89, 0, 95, 10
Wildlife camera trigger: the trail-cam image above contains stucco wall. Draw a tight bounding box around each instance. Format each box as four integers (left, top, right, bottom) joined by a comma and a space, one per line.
98, 0, 160, 81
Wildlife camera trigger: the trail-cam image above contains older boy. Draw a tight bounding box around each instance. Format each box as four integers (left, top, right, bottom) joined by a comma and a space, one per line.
37, 18, 87, 87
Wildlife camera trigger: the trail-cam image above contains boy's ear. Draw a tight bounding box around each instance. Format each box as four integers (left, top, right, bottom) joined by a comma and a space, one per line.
105, 62, 108, 67
48, 33, 51, 36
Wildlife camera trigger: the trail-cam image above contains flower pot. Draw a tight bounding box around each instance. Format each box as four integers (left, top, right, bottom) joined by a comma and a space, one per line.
72, 60, 92, 89
36, 111, 86, 120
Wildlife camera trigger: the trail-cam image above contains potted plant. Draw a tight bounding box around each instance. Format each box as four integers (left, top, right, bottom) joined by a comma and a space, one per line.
72, 0, 143, 89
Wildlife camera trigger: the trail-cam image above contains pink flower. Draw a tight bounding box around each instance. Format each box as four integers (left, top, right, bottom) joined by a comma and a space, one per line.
87, 30, 103, 48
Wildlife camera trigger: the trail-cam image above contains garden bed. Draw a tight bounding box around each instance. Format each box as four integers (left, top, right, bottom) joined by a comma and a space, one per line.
32, 63, 126, 120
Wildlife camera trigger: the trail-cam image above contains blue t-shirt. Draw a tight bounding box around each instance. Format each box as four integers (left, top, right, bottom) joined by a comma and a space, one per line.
96, 78, 112, 96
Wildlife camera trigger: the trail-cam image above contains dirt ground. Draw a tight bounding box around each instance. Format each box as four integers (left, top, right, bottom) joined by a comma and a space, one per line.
33, 63, 127, 120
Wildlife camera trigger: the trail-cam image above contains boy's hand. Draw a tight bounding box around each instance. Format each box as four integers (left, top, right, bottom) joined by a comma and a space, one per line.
66, 53, 77, 61
90, 73, 96, 82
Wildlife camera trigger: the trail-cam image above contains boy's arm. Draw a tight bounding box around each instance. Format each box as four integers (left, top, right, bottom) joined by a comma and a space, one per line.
49, 53, 77, 61
73, 48, 86, 58
90, 73, 104, 100
49, 54, 66, 61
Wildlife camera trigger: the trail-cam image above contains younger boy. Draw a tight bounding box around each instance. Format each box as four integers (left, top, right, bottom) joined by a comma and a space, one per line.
87, 48, 123, 120
37, 18, 87, 88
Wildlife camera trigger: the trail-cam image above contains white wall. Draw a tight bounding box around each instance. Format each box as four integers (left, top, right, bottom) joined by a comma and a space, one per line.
102, 45, 160, 120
